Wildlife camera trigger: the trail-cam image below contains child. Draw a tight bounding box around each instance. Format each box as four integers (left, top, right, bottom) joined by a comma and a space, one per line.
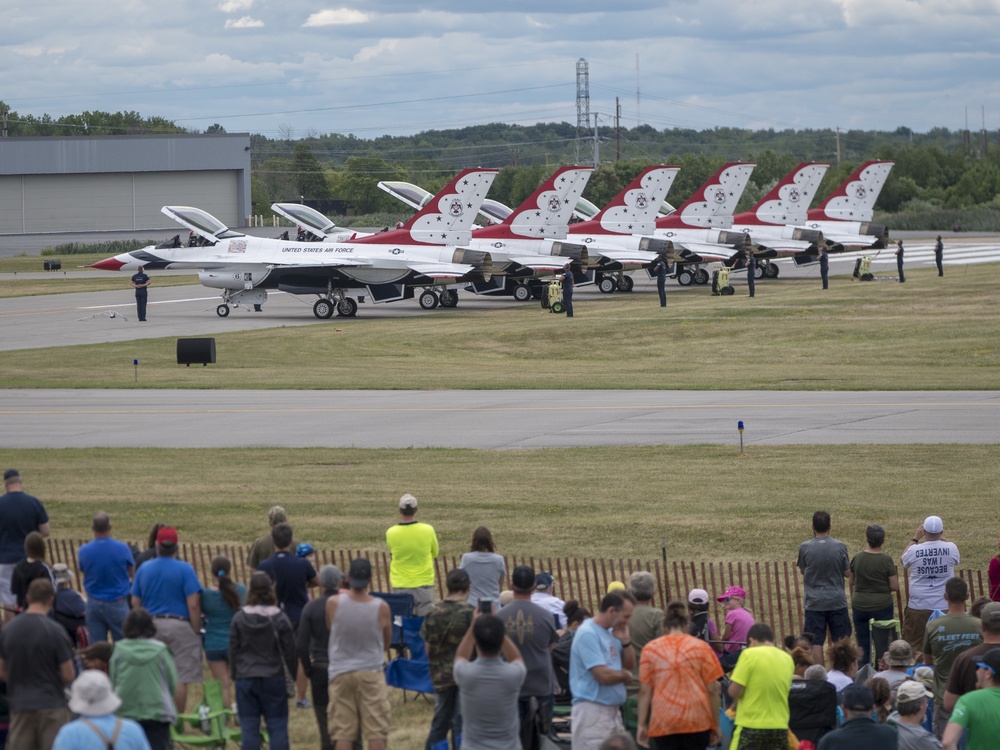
52, 564, 87, 645
9, 531, 53, 612
717, 585, 755, 670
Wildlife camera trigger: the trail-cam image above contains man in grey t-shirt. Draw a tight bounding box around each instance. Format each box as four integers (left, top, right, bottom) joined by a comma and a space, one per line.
454, 614, 526, 750
797, 510, 851, 665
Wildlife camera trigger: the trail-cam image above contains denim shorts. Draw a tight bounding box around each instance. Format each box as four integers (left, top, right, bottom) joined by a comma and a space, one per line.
205, 648, 229, 663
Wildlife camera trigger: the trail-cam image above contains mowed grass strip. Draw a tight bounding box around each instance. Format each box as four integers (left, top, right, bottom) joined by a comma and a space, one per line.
13, 444, 999, 565
0, 274, 199, 298
2, 266, 998, 389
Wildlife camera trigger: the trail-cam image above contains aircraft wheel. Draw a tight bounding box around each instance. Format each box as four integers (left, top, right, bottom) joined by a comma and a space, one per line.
765, 264, 779, 278
419, 290, 439, 310
695, 269, 710, 285
599, 277, 616, 294
861, 273, 874, 281
439, 290, 458, 308
313, 299, 335, 319
551, 302, 564, 314
216, 304, 230, 318
722, 286, 735, 296
754, 264, 766, 280
512, 283, 533, 302
622, 276, 634, 292
677, 269, 694, 286
337, 298, 358, 317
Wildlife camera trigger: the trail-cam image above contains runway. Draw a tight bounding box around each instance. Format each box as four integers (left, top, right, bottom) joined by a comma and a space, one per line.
2, 389, 997, 449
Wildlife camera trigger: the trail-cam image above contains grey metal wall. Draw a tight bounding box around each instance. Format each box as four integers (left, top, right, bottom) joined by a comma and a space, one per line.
0, 134, 251, 234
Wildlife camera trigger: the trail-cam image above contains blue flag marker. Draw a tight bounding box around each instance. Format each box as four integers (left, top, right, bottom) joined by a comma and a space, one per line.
134, 359, 138, 383
738, 420, 745, 458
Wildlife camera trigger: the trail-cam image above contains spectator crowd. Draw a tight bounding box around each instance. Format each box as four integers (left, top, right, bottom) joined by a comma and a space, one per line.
1, 468, 999, 750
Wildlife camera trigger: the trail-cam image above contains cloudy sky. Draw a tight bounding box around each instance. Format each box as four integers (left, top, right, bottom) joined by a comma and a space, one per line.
4, 0, 999, 140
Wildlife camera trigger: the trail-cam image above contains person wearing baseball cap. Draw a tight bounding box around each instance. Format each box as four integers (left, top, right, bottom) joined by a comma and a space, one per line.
0, 468, 51, 618
687, 589, 719, 649
717, 585, 754, 669
813, 684, 898, 748
943, 601, 1000, 714
532, 571, 568, 629
130, 526, 204, 714
385, 493, 439, 617
943, 648, 1000, 750
901, 514, 960, 657
886, 679, 937, 750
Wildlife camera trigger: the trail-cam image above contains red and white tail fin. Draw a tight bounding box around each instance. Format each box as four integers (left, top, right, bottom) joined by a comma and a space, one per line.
355, 168, 498, 246
569, 166, 680, 236
736, 163, 830, 225
808, 161, 894, 223
656, 162, 756, 229
475, 166, 594, 240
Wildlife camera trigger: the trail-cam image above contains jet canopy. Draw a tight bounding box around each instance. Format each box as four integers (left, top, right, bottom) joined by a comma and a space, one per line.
161, 206, 243, 243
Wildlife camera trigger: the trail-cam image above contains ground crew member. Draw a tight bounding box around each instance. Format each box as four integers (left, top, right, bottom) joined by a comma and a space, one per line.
654, 258, 667, 307
561, 264, 575, 317
130, 265, 151, 321
820, 248, 830, 290
745, 253, 756, 298
935, 235, 944, 277
896, 240, 906, 283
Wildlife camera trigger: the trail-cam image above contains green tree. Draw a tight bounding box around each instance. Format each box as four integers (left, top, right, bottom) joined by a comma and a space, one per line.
292, 143, 331, 201
338, 154, 408, 213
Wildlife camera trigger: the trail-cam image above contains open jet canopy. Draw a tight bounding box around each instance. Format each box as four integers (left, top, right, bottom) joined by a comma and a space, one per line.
378, 180, 508, 226
161, 206, 244, 244
270, 202, 340, 237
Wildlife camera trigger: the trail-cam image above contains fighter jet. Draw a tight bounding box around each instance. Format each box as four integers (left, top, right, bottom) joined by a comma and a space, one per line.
801, 160, 894, 248
90, 169, 500, 318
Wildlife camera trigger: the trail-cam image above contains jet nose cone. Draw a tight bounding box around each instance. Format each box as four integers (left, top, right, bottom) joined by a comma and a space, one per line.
90, 257, 126, 271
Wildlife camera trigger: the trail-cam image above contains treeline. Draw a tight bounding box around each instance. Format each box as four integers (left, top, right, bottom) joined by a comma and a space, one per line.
3, 102, 998, 227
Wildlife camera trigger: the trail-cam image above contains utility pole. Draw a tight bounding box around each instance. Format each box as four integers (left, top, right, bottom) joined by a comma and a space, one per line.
835, 127, 841, 166
593, 113, 600, 166
575, 58, 590, 164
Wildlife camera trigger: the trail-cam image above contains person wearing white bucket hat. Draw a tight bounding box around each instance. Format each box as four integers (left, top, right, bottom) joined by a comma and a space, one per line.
52, 669, 152, 749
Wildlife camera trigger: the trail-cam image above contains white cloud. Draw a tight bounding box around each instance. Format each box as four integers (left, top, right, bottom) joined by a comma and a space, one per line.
225, 16, 265, 29
303, 8, 371, 27
218, 0, 253, 12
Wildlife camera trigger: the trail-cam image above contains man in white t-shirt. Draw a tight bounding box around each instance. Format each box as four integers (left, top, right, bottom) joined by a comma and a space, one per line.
531, 572, 567, 630
901, 515, 960, 657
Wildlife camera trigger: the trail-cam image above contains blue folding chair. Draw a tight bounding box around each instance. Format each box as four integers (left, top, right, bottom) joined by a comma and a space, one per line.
384, 615, 434, 702
371, 591, 415, 656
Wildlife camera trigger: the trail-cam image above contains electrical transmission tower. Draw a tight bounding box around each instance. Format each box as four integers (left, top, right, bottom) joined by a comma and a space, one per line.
575, 58, 590, 164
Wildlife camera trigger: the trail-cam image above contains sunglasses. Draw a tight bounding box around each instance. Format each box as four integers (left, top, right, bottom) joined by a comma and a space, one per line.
976, 662, 996, 674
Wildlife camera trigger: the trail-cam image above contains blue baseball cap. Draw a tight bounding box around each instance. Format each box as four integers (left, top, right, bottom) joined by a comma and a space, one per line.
295, 542, 314, 558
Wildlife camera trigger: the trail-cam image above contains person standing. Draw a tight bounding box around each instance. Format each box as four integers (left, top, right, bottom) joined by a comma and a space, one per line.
531, 572, 567, 630
296, 564, 342, 750
0, 468, 50, 618
636, 601, 723, 750
201, 556, 246, 708
459, 526, 506, 608
816, 684, 899, 750
78, 511, 135, 644
746, 252, 757, 298
653, 257, 667, 307
895, 240, 906, 283
422, 568, 474, 750
569, 591, 636, 750
0, 578, 76, 749
626, 571, 664, 686
942, 602, 1000, 720
326, 558, 392, 750
131, 265, 151, 321
798, 510, 852, 667
52, 670, 153, 750
848, 524, 899, 667
727, 623, 795, 750
934, 236, 944, 277
453, 613, 526, 750
497, 564, 559, 743
230, 572, 297, 750
901, 515, 960, 657
386, 493, 439, 617
922, 577, 982, 738
820, 248, 830, 290
129, 527, 203, 713
109, 608, 178, 750
988, 537, 999, 601
942, 647, 1000, 750
247, 506, 294, 572
561, 263, 575, 317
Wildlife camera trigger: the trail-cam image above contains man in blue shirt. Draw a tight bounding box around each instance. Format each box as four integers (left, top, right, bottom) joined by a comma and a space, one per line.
0, 468, 50, 618
561, 263, 575, 317
130, 526, 202, 712
569, 590, 635, 750
130, 265, 151, 321
78, 512, 134, 643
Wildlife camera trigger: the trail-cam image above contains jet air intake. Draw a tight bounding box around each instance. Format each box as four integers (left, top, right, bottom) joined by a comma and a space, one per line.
549, 242, 589, 264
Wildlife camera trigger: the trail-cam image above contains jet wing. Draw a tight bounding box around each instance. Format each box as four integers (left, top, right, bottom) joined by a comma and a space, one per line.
162, 206, 245, 244
592, 249, 659, 266
406, 262, 479, 279
507, 256, 571, 272
271, 202, 340, 237
670, 242, 733, 263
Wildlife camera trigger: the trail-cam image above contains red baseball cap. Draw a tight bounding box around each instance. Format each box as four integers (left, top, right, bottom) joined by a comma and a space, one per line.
156, 527, 178, 546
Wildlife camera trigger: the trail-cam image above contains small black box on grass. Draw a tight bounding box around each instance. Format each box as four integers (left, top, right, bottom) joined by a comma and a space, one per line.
43, 259, 62, 271
177, 338, 216, 367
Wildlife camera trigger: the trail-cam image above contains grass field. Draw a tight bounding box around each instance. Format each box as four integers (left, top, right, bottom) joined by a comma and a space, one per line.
2, 266, 998, 389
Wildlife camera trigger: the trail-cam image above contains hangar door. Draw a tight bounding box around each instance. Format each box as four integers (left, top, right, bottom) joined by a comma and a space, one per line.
18, 171, 239, 232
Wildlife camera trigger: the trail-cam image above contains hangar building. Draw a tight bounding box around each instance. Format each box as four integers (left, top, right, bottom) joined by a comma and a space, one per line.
0, 133, 251, 235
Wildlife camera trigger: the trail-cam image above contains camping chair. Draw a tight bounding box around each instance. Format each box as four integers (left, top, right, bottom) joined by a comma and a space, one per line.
384, 615, 434, 703
868, 618, 901, 667
371, 591, 415, 657
171, 679, 230, 749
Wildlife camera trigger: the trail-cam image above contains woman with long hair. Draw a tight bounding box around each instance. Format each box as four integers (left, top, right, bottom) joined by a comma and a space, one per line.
458, 526, 507, 608
201, 555, 247, 707
636, 601, 725, 750
109, 607, 178, 750
229, 572, 296, 750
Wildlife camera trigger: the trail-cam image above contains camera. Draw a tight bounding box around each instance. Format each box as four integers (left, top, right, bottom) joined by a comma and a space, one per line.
479, 599, 493, 614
